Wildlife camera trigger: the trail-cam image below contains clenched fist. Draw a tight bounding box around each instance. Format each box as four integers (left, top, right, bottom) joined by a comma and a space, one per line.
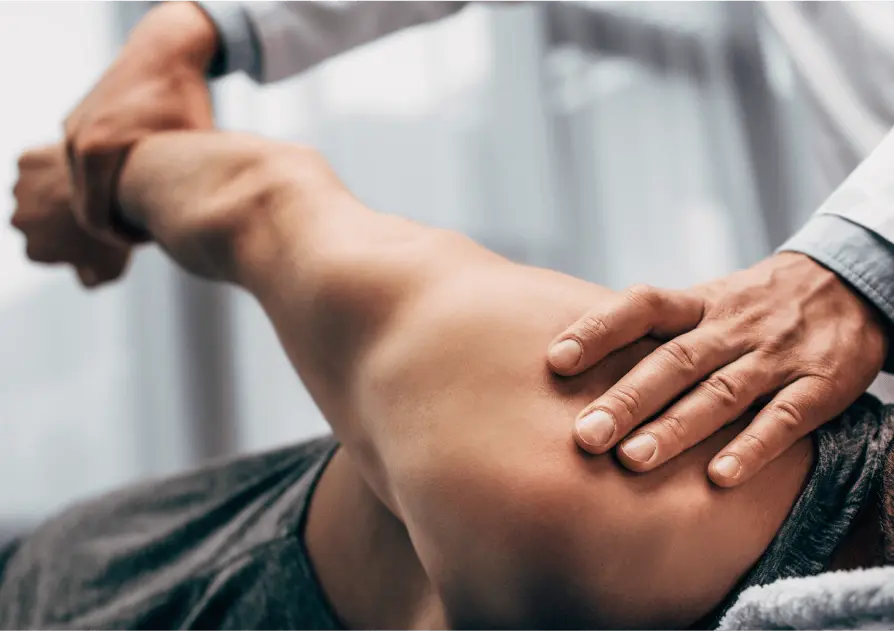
11, 143, 131, 288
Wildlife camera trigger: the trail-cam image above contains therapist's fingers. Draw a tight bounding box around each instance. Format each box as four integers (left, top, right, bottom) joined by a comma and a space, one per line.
573, 325, 746, 454
68, 141, 130, 246
708, 375, 838, 487
615, 352, 781, 471
547, 284, 705, 376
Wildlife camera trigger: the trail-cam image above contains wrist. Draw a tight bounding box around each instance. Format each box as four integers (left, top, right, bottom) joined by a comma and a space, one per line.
775, 251, 891, 356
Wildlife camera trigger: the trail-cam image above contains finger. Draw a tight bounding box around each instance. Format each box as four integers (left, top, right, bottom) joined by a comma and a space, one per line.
90, 247, 131, 284
25, 239, 60, 264
66, 130, 112, 236
9, 204, 25, 231
77, 267, 100, 288
615, 352, 781, 472
574, 325, 746, 454
548, 284, 705, 375
709, 376, 837, 487
65, 138, 89, 227
79, 150, 120, 235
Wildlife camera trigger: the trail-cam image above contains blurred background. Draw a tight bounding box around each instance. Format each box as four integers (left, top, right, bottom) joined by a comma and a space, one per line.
0, 2, 886, 529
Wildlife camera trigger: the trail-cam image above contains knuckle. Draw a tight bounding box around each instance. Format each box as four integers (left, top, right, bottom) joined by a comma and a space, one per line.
626, 283, 660, 311
657, 414, 689, 443
808, 371, 838, 391
577, 314, 610, 342
71, 136, 93, 161
698, 371, 742, 407
603, 384, 642, 421
16, 152, 29, 170
658, 340, 699, 372
767, 400, 804, 435
739, 431, 770, 459
25, 241, 50, 263
760, 316, 804, 354
760, 334, 787, 354
70, 128, 110, 162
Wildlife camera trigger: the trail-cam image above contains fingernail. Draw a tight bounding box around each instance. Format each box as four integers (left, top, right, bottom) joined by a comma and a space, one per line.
621, 434, 657, 463
549, 339, 582, 370
713, 455, 741, 480
576, 410, 615, 448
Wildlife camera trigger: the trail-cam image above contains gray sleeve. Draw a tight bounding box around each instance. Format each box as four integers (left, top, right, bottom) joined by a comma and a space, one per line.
779, 213, 894, 372
195, 1, 469, 84
195, 2, 261, 79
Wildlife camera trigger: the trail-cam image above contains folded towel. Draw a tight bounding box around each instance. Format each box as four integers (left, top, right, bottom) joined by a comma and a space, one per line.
717, 566, 894, 630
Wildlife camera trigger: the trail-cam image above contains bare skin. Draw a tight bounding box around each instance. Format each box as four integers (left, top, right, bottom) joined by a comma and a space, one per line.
11, 134, 880, 629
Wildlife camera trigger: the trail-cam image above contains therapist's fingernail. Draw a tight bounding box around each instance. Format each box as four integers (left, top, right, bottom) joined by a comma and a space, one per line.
713, 455, 741, 480
576, 410, 615, 448
621, 434, 657, 463
549, 339, 582, 370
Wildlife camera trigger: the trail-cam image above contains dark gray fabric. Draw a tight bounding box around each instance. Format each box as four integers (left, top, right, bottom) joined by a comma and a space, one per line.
708, 394, 894, 628
0, 435, 342, 630
0, 540, 21, 585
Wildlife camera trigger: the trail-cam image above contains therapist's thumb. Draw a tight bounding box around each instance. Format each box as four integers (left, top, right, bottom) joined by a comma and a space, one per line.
548, 284, 705, 375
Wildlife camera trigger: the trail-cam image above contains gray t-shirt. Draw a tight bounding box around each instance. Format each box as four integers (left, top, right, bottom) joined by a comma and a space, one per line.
0, 397, 889, 629
0, 436, 342, 629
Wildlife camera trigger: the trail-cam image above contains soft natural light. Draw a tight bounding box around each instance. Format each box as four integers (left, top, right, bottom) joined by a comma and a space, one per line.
213, 6, 492, 139
317, 8, 491, 118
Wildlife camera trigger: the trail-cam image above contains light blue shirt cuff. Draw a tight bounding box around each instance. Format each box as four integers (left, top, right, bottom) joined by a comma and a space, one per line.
779, 213, 894, 372
194, 2, 262, 81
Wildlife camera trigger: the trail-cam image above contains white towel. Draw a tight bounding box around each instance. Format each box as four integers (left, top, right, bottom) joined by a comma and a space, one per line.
718, 566, 894, 630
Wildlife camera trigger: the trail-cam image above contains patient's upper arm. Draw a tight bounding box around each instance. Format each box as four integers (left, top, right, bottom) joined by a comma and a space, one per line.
356, 256, 813, 629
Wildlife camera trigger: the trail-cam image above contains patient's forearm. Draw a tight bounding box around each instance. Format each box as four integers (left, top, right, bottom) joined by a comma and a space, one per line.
117, 131, 339, 283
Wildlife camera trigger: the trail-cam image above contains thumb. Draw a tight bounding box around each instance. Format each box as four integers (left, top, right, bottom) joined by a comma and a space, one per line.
547, 284, 704, 375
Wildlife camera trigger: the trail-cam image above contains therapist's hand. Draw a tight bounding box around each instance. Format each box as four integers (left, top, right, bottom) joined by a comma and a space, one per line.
548, 252, 888, 487
64, 2, 217, 244
11, 143, 131, 288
